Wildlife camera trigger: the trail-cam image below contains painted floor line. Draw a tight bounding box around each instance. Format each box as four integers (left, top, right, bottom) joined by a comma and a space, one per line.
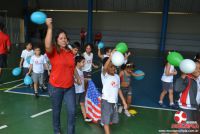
0, 79, 23, 86
4, 83, 24, 92
31, 109, 52, 118
131, 105, 178, 112
0, 125, 8, 130
4, 90, 49, 97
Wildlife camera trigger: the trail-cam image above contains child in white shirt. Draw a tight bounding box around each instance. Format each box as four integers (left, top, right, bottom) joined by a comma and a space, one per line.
27, 46, 49, 98
75, 56, 92, 122
19, 42, 34, 76
101, 50, 127, 134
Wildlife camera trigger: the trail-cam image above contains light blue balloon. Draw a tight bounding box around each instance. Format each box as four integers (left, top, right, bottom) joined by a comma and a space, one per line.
12, 67, 22, 76
30, 11, 47, 24
98, 42, 104, 49
134, 70, 145, 80
24, 75, 33, 85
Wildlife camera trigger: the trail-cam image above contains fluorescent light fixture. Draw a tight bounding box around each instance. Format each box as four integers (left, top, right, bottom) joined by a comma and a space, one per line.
0, 10, 8, 13
39, 9, 118, 13
137, 11, 192, 15
39, 9, 192, 15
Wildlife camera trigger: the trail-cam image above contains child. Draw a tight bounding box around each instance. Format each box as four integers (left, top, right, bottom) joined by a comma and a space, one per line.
101, 52, 128, 134
159, 57, 177, 108
70, 41, 81, 56
82, 43, 98, 79
27, 46, 49, 98
43, 53, 51, 89
118, 62, 144, 117
98, 47, 111, 60
19, 42, 34, 76
75, 56, 92, 122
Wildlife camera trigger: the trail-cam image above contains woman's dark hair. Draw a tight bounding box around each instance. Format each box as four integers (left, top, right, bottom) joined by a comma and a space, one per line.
0, 22, 5, 31
54, 29, 69, 53
75, 56, 85, 65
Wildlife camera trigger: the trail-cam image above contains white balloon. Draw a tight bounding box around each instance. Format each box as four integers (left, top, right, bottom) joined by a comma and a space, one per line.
179, 59, 196, 74
111, 51, 125, 66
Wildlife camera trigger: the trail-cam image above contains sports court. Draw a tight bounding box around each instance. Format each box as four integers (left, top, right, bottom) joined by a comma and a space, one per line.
0, 0, 200, 134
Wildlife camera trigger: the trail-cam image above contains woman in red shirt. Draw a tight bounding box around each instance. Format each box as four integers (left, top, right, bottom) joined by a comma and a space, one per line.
45, 18, 78, 134
0, 22, 11, 77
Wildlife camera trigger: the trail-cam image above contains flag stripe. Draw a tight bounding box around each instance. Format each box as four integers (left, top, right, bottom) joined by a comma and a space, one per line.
87, 107, 101, 118
85, 80, 101, 123
87, 99, 101, 112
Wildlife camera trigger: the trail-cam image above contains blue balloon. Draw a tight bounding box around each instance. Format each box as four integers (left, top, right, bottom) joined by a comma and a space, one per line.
26, 57, 31, 64
98, 42, 104, 49
134, 70, 145, 80
30, 11, 47, 24
24, 75, 33, 85
12, 67, 22, 76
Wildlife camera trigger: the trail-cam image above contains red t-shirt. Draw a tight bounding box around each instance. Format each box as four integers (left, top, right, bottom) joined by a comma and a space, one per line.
0, 31, 11, 54
95, 32, 102, 41
46, 47, 75, 89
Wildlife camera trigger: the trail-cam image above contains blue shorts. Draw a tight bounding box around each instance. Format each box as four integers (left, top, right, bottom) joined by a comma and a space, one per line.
162, 81, 173, 91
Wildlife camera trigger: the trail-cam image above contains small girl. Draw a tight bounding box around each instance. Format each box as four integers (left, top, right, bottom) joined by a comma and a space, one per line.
118, 62, 144, 116
82, 43, 98, 79
159, 54, 177, 108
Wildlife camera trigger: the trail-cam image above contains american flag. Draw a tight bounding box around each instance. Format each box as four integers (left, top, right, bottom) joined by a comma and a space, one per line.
85, 80, 101, 123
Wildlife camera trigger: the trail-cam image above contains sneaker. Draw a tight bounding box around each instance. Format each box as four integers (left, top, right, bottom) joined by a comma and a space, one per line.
170, 104, 178, 109
40, 86, 47, 92
124, 109, 131, 117
34, 93, 39, 98
100, 122, 104, 127
159, 102, 167, 108
42, 85, 47, 90
118, 106, 123, 113
84, 118, 92, 122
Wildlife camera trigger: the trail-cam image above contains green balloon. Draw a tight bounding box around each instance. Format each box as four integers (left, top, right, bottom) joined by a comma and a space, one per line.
167, 52, 184, 67
116, 42, 128, 54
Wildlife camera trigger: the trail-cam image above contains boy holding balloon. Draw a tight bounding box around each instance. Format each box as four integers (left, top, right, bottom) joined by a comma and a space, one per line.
27, 46, 49, 98
101, 51, 128, 134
